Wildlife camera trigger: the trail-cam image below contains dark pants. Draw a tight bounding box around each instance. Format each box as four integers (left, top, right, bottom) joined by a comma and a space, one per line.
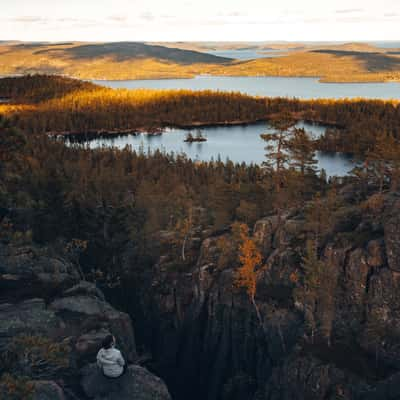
102, 364, 128, 379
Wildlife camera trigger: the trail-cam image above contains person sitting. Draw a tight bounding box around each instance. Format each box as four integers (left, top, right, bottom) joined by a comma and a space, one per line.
96, 334, 126, 378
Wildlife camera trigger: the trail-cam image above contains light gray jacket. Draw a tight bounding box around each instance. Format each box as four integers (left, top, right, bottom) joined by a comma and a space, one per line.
96, 347, 125, 378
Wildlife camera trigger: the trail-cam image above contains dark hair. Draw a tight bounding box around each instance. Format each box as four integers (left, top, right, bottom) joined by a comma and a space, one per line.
102, 335, 114, 350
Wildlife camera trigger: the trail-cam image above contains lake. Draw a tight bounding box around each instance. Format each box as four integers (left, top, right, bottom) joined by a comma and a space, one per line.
93, 76, 400, 99
206, 49, 286, 60
66, 122, 354, 177
372, 41, 400, 49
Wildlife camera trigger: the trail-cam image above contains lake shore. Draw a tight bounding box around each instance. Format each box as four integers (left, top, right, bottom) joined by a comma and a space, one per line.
47, 117, 340, 140
63, 121, 354, 177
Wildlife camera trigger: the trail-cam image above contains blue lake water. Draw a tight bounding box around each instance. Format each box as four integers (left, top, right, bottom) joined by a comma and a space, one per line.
93, 76, 400, 100
372, 41, 400, 49
68, 122, 354, 177
206, 49, 286, 60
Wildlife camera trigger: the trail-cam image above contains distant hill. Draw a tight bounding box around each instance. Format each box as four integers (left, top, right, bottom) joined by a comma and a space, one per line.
0, 41, 232, 80
33, 42, 233, 64
1, 41, 400, 82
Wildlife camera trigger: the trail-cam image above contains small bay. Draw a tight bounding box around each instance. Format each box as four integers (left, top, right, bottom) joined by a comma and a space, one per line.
66, 122, 354, 177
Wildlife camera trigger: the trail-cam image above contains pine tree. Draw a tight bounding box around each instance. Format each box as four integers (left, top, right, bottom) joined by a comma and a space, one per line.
261, 113, 297, 245
260, 113, 296, 188
366, 133, 400, 192
288, 127, 318, 176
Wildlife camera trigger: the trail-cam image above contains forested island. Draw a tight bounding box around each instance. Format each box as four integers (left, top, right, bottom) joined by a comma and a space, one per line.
184, 130, 207, 142
2, 74, 400, 400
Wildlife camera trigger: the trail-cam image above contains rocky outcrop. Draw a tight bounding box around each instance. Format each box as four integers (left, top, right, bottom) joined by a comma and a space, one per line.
384, 196, 400, 272
81, 364, 171, 400
360, 371, 400, 400
4, 191, 400, 400
0, 298, 60, 347
32, 381, 66, 400
0, 243, 167, 400
0, 244, 80, 302
131, 225, 304, 400
262, 355, 366, 400
50, 286, 136, 364
125, 192, 400, 400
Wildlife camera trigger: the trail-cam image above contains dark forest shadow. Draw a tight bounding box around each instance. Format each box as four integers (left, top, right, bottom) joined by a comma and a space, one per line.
312, 49, 400, 72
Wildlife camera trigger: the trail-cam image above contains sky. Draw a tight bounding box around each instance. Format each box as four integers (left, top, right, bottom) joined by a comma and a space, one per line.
1, 0, 400, 42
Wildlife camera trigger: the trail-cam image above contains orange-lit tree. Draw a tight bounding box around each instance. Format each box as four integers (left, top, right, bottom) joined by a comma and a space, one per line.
234, 223, 263, 322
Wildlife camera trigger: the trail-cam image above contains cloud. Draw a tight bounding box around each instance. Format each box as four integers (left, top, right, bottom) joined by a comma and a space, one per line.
217, 11, 246, 18
11, 16, 48, 23
5, 16, 101, 27
303, 17, 326, 24
55, 18, 84, 23
108, 15, 128, 22
140, 12, 155, 21
335, 8, 364, 14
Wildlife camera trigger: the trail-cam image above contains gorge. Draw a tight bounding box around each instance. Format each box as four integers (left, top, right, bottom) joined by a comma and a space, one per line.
2, 74, 400, 400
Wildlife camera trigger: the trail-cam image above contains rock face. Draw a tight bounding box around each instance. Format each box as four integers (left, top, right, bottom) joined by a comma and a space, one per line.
32, 381, 66, 400
384, 196, 400, 272
4, 191, 400, 400
81, 364, 171, 400
0, 244, 80, 302
262, 355, 366, 400
0, 243, 167, 400
125, 191, 400, 400
129, 225, 304, 400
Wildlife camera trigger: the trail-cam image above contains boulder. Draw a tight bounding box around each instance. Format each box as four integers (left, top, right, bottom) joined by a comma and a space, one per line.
360, 372, 400, 400
32, 381, 66, 400
81, 364, 171, 400
63, 281, 106, 301
50, 295, 136, 363
0, 244, 79, 302
253, 216, 280, 253
75, 328, 111, 362
273, 218, 307, 249
0, 299, 60, 347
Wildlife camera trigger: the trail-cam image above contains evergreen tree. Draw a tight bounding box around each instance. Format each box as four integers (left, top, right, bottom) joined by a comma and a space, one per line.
288, 127, 318, 176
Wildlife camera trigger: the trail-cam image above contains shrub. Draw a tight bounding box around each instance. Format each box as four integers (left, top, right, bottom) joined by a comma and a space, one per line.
0, 374, 35, 400
0, 335, 70, 380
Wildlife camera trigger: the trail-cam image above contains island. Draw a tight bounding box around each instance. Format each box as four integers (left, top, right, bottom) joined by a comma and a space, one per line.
184, 130, 207, 142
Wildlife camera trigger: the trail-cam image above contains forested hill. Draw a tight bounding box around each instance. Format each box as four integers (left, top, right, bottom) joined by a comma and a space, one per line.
0, 41, 232, 79
0, 75, 98, 102
34, 42, 233, 64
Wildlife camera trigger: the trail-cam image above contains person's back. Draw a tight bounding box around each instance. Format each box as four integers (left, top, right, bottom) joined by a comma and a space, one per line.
96, 335, 126, 378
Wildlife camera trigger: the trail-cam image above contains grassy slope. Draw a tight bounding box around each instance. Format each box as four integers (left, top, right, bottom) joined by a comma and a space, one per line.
1, 42, 400, 82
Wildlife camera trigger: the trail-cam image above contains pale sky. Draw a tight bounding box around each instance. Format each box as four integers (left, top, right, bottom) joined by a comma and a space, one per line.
1, 0, 400, 42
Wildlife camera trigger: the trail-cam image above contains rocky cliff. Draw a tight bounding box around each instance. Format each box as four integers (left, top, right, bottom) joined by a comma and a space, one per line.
124, 190, 400, 400
0, 243, 171, 399
3, 190, 400, 400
